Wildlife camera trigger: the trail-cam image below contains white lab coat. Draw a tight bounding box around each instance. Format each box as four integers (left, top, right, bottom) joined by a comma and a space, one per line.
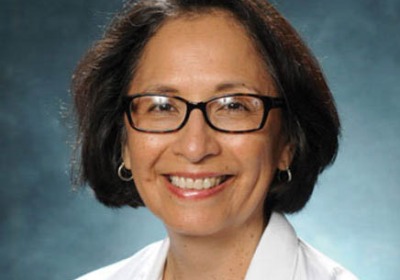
76, 213, 358, 280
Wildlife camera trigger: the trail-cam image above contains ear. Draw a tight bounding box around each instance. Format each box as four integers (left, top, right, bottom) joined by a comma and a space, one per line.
277, 141, 295, 170
122, 139, 132, 170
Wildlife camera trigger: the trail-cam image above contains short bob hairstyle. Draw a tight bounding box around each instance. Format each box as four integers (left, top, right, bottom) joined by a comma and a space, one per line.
72, 0, 340, 214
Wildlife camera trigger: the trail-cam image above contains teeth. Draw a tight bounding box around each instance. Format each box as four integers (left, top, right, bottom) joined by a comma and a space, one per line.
169, 176, 225, 190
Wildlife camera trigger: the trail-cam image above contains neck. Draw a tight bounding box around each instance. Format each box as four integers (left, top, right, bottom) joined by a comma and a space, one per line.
163, 217, 266, 280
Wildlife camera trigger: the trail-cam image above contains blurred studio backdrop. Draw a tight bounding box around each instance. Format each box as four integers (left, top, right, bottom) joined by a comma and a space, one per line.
1, 0, 399, 279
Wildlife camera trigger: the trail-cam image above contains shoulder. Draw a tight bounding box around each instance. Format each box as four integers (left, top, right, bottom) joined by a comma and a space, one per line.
296, 239, 358, 280
75, 239, 168, 280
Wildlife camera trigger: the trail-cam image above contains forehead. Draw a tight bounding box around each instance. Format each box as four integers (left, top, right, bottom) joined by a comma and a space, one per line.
142, 11, 258, 59
130, 10, 275, 95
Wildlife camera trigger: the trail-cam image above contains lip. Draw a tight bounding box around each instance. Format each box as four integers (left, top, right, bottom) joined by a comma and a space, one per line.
164, 173, 232, 200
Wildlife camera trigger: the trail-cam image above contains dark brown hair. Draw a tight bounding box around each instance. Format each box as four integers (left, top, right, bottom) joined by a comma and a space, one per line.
72, 0, 340, 214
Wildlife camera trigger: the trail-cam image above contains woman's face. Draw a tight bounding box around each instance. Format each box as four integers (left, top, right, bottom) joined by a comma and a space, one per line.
123, 12, 292, 237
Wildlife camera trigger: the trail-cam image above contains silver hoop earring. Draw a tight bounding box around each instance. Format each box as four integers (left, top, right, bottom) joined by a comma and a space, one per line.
278, 168, 292, 183
118, 162, 133, 182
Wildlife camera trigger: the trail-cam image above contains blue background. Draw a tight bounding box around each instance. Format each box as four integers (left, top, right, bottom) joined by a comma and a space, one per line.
1, 0, 399, 279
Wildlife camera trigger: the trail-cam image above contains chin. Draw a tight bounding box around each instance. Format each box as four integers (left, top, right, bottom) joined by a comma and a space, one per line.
163, 213, 232, 238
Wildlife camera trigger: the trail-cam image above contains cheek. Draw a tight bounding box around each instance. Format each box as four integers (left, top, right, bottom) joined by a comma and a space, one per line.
126, 134, 168, 205
126, 133, 168, 173
223, 133, 279, 165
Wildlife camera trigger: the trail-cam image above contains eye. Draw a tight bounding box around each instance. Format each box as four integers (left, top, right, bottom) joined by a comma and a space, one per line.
131, 95, 182, 116
224, 101, 249, 111
209, 95, 264, 118
216, 96, 256, 112
144, 96, 180, 114
148, 102, 175, 112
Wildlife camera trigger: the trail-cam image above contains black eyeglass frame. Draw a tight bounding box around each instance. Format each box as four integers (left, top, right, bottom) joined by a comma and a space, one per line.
122, 93, 286, 133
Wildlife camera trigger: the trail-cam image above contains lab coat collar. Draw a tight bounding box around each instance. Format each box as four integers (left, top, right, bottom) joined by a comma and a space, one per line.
245, 212, 298, 280
119, 212, 297, 280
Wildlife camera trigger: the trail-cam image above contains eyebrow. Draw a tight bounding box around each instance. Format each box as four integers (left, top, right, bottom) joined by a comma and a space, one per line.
138, 85, 179, 94
215, 82, 261, 93
137, 82, 262, 94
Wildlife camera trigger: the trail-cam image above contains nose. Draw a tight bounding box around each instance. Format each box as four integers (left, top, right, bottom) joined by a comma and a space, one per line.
171, 109, 221, 163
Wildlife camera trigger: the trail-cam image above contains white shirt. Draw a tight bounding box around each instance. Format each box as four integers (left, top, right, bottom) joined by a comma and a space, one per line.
76, 213, 358, 280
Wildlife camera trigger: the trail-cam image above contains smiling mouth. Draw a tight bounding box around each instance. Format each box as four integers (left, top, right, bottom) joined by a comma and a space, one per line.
168, 175, 230, 190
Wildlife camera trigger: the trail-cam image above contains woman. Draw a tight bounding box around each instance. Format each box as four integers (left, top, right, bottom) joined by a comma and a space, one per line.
73, 0, 358, 279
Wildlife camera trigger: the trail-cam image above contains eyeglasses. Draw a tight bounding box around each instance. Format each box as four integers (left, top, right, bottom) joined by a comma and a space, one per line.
123, 93, 285, 133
